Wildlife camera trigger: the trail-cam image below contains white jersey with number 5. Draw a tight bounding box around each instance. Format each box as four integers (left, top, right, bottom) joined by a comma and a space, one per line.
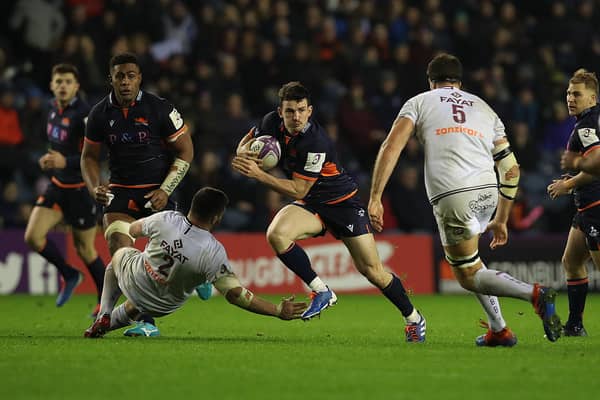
117, 210, 233, 315
397, 87, 506, 204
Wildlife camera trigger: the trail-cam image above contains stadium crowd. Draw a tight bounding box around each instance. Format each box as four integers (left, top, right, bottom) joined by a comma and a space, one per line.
0, 0, 594, 233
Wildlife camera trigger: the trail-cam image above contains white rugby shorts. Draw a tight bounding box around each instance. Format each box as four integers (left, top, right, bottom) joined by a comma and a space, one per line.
432, 188, 498, 246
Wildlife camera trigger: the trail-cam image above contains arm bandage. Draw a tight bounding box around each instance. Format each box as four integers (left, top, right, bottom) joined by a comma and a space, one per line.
160, 158, 190, 196
214, 273, 255, 308
493, 142, 520, 200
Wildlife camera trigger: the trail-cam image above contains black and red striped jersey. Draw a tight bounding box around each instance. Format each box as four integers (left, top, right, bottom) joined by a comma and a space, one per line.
47, 96, 90, 185
252, 111, 358, 204
85, 90, 186, 186
567, 104, 600, 210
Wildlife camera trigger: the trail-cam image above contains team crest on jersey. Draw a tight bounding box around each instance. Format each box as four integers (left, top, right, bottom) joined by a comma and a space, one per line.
304, 152, 326, 173
169, 108, 184, 129
578, 128, 599, 147
134, 117, 149, 126
109, 120, 115, 127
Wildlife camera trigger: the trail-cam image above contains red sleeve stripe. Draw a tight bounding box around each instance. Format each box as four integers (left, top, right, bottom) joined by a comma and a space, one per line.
321, 161, 340, 177
167, 124, 188, 142
582, 145, 600, 157
84, 137, 102, 144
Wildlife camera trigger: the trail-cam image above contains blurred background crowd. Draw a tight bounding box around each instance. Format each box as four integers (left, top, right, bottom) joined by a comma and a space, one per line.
0, 0, 594, 234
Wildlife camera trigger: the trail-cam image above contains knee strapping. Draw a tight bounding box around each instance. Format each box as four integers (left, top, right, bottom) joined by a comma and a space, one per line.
445, 251, 480, 268
104, 220, 134, 242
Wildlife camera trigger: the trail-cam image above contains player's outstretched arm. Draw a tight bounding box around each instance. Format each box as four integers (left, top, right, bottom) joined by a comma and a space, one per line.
214, 274, 307, 320
369, 117, 414, 232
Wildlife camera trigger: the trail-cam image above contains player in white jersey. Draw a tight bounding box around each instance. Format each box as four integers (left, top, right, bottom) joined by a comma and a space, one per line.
84, 187, 307, 338
368, 53, 562, 345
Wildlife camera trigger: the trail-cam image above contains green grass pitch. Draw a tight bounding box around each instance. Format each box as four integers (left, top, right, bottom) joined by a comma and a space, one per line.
1, 293, 599, 400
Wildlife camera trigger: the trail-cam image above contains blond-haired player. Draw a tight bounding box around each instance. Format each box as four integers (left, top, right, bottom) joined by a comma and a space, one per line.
552, 69, 600, 336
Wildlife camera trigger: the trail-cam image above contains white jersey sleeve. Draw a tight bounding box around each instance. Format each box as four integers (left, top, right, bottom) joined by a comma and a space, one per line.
397, 96, 420, 124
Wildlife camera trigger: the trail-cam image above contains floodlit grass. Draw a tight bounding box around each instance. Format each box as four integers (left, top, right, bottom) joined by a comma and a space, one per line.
1, 293, 599, 400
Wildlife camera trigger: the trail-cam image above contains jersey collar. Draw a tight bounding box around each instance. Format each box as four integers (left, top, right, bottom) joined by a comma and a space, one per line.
52, 96, 78, 110
285, 121, 312, 137
108, 90, 143, 108
576, 103, 599, 120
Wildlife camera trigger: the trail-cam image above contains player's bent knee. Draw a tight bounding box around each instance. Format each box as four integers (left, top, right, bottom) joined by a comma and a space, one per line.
266, 228, 290, 251
445, 251, 480, 268
104, 220, 134, 242
24, 233, 44, 252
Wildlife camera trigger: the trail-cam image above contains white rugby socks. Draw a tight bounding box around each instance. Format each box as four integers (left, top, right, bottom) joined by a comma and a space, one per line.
309, 277, 328, 292
473, 264, 533, 301
110, 303, 133, 330
98, 263, 122, 317
476, 293, 506, 332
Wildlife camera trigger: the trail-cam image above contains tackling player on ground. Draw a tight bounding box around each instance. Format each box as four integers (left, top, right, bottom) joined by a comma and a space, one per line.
369, 53, 562, 345
24, 63, 105, 314
84, 187, 307, 338
232, 82, 426, 342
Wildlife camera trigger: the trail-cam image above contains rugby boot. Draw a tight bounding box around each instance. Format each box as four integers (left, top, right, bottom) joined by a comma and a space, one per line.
195, 282, 213, 300
563, 322, 588, 337
405, 312, 426, 343
532, 284, 562, 342
56, 272, 83, 307
123, 322, 160, 337
476, 326, 518, 347
301, 286, 337, 320
84, 313, 111, 338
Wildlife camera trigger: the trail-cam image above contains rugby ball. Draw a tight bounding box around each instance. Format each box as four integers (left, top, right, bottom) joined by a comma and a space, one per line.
249, 135, 281, 171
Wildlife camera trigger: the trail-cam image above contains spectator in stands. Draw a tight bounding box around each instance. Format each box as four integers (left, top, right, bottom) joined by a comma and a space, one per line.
0, 85, 24, 183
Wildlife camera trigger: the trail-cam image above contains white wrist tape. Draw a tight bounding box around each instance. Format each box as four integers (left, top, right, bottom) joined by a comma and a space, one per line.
493, 142, 520, 200
236, 288, 255, 308
160, 158, 190, 196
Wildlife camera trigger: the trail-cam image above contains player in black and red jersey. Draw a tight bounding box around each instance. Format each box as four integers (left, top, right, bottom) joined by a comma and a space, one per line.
24, 64, 105, 312
81, 52, 193, 255
232, 82, 426, 342
552, 69, 600, 336
81, 53, 193, 336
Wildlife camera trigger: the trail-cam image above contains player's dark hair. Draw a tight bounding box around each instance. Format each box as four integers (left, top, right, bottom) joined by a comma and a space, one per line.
278, 81, 311, 105
109, 52, 141, 72
52, 63, 80, 81
190, 187, 229, 222
427, 53, 463, 83
570, 68, 599, 95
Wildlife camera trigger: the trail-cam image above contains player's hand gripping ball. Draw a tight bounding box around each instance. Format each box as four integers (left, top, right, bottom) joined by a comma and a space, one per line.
249, 135, 281, 171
